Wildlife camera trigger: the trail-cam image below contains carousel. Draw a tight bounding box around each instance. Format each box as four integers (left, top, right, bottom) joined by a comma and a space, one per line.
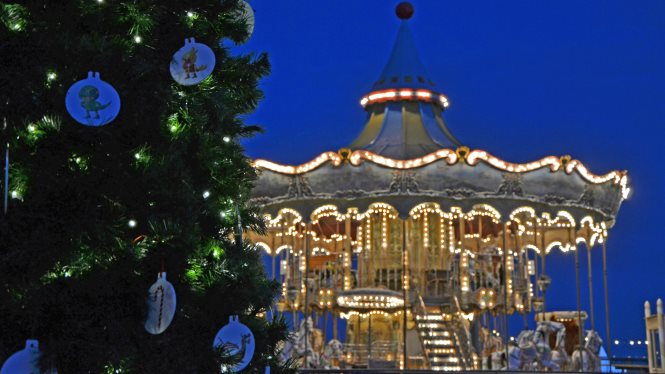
248, 3, 629, 371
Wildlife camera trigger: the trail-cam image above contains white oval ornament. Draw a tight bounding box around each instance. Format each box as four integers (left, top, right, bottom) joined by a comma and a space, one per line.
213, 315, 255, 371
144, 272, 177, 335
1, 340, 41, 374
65, 72, 120, 127
237, 1, 255, 41
169, 38, 216, 86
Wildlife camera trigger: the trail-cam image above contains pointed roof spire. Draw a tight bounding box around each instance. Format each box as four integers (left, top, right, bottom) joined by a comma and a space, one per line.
373, 16, 435, 91
349, 2, 461, 159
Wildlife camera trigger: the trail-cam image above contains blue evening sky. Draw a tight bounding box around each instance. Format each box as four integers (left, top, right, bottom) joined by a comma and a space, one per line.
236, 0, 665, 356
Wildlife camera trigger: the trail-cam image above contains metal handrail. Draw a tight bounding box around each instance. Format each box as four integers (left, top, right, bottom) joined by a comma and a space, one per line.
413, 290, 433, 367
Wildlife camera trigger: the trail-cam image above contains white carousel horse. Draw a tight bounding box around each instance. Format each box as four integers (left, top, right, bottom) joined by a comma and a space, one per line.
571, 330, 603, 372
517, 329, 538, 370
550, 323, 569, 370
320, 339, 345, 369
517, 321, 567, 371
534, 320, 567, 371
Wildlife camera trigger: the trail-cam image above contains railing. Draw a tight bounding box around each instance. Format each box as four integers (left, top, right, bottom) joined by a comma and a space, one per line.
413, 291, 433, 367
343, 341, 401, 368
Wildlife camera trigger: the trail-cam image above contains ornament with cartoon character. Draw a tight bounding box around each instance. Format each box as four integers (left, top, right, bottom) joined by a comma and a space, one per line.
65, 72, 120, 127
170, 38, 216, 85
213, 315, 255, 371
0, 340, 57, 374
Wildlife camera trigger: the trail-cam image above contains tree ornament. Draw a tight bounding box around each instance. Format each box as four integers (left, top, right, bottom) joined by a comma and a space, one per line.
236, 1, 255, 42
144, 272, 177, 335
169, 38, 216, 86
65, 72, 120, 127
1, 340, 46, 374
213, 315, 255, 371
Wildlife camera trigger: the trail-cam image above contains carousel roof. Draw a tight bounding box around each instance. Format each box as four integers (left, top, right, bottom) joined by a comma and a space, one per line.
250, 3, 629, 226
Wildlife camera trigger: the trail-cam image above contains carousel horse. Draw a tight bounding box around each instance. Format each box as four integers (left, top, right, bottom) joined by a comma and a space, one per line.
480, 328, 503, 370
517, 320, 567, 371
571, 330, 603, 372
320, 339, 345, 369
534, 320, 567, 371
279, 317, 324, 366
517, 329, 538, 370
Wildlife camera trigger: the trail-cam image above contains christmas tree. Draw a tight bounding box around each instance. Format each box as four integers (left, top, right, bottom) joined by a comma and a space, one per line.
0, 1, 291, 372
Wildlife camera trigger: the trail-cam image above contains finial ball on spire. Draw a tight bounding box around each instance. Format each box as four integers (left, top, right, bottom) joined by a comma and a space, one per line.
396, 2, 414, 20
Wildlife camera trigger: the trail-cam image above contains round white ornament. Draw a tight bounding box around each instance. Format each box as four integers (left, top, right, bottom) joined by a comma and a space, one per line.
65, 72, 120, 127
144, 272, 177, 335
1, 340, 41, 374
169, 38, 216, 85
212, 315, 255, 371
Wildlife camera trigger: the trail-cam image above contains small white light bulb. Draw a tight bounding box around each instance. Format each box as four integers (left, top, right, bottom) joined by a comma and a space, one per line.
128, 219, 137, 228
134, 35, 142, 44
187, 11, 194, 18
203, 191, 210, 199
134, 153, 141, 160
47, 72, 57, 81
220, 211, 226, 218
629, 340, 634, 346
27, 124, 36, 133
169, 125, 178, 133
614, 340, 619, 345
11, 190, 18, 199
222, 136, 231, 143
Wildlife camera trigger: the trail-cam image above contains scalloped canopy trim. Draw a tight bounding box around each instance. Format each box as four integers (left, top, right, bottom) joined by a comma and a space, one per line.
253, 148, 629, 198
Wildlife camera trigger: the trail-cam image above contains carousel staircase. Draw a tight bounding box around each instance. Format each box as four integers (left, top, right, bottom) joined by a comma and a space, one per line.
415, 309, 469, 371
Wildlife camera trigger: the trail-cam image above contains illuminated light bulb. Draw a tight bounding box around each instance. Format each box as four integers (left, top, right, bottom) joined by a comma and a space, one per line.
11, 190, 18, 199
220, 211, 227, 218
27, 124, 36, 133
47, 72, 57, 81
629, 340, 634, 345
223, 136, 231, 143
128, 219, 137, 228
202, 190, 210, 199
187, 11, 194, 17
134, 153, 141, 160
134, 35, 142, 44
97, 0, 103, 3
169, 124, 178, 133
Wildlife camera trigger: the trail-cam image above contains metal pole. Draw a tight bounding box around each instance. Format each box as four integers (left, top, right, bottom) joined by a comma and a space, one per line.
304, 223, 310, 368
573, 228, 584, 372
602, 240, 613, 363
368, 313, 372, 368
586, 242, 596, 332
402, 218, 408, 370
502, 223, 510, 368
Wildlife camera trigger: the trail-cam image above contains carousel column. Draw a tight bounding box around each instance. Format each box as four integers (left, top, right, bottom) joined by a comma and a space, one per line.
402, 218, 408, 370
304, 223, 311, 368
586, 241, 596, 332
540, 222, 548, 315
502, 223, 510, 366
601, 239, 613, 363
344, 215, 352, 291
572, 227, 584, 371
